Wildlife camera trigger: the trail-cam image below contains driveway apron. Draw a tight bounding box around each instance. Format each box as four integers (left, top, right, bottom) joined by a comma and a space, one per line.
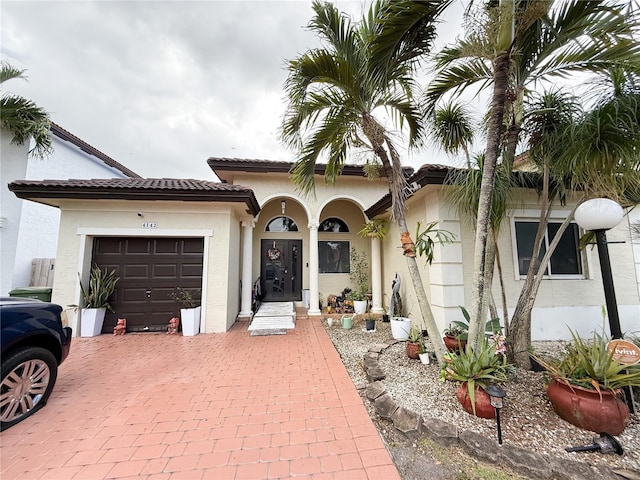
0, 318, 400, 480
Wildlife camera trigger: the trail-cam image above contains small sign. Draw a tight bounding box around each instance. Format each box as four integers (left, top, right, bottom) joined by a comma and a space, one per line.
607, 339, 640, 365
142, 222, 157, 229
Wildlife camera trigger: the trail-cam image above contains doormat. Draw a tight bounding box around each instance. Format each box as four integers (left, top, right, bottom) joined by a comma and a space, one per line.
250, 329, 287, 336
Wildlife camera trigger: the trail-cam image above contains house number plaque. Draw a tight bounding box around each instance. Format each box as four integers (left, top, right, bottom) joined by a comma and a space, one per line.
142, 222, 158, 229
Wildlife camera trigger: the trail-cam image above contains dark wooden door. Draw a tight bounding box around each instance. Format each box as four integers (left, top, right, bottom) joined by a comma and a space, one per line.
92, 237, 203, 332
260, 240, 302, 302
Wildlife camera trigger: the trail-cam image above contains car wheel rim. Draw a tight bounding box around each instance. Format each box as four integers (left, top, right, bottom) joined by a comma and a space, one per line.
0, 359, 51, 422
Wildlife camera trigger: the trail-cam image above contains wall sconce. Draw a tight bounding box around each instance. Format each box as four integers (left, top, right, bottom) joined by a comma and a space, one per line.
281, 200, 286, 215
484, 384, 506, 444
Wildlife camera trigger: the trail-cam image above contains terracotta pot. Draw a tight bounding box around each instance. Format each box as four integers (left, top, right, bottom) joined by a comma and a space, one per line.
406, 342, 421, 359
443, 335, 467, 352
456, 383, 495, 419
546, 378, 630, 435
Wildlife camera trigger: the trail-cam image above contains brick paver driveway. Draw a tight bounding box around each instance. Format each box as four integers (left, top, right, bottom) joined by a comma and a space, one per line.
1, 318, 399, 480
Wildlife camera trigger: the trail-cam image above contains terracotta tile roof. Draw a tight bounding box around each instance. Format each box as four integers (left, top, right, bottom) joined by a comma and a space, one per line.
8, 178, 260, 215
207, 157, 414, 177
50, 123, 141, 178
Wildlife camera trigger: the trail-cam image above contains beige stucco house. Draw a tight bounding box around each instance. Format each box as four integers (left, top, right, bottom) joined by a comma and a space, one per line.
8, 158, 639, 340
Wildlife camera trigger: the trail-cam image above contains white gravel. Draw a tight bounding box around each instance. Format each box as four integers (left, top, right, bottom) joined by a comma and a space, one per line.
323, 317, 640, 473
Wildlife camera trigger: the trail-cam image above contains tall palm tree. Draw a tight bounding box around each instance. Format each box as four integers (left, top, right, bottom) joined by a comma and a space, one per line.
1, 62, 51, 158
424, 0, 640, 357
281, 0, 451, 363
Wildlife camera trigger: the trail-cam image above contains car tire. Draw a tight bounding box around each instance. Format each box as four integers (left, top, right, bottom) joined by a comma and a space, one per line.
0, 347, 58, 431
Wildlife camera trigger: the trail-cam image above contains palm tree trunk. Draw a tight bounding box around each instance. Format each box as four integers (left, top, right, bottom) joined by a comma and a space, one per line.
362, 113, 447, 363
468, 51, 511, 352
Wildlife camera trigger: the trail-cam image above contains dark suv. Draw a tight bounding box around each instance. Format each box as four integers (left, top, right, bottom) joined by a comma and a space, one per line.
1, 297, 72, 430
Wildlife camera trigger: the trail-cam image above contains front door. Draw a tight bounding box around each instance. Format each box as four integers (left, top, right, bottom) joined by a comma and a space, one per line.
261, 239, 302, 302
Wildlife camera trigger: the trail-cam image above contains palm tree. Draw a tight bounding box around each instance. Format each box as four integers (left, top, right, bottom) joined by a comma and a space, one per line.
1, 62, 51, 158
424, 0, 640, 357
281, 0, 451, 363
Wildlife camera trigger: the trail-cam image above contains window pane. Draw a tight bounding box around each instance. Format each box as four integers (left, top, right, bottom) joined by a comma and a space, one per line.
319, 218, 349, 232
548, 223, 582, 275
318, 241, 350, 273
266, 216, 298, 232
515, 222, 546, 275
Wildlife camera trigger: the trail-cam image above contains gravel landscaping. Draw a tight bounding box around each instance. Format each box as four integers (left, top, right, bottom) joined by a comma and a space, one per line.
322, 315, 640, 476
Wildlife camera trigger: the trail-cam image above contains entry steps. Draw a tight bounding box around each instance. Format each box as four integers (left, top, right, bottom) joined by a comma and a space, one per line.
248, 302, 296, 333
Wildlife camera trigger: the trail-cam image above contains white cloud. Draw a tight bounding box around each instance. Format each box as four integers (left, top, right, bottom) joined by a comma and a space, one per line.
1, 0, 465, 180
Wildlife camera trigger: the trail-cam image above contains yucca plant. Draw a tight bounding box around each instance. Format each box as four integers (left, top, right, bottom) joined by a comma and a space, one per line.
441, 338, 510, 415
79, 265, 119, 311
534, 330, 640, 393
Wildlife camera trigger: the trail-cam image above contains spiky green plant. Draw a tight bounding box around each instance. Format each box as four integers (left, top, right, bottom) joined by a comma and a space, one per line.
441, 338, 510, 416
534, 330, 640, 393
79, 265, 119, 311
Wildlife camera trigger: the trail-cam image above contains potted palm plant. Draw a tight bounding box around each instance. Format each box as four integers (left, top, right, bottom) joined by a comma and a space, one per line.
534, 330, 640, 435
441, 338, 510, 418
79, 264, 119, 337
169, 287, 202, 336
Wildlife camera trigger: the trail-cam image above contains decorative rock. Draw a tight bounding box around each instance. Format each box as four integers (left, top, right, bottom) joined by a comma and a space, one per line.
365, 381, 386, 401
369, 344, 387, 353
364, 351, 379, 360
391, 406, 422, 439
459, 430, 500, 464
374, 393, 399, 420
363, 355, 378, 369
366, 366, 386, 382
549, 459, 616, 480
422, 418, 459, 447
499, 445, 552, 479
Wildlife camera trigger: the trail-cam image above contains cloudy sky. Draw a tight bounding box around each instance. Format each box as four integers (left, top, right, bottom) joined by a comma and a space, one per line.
1, 0, 466, 180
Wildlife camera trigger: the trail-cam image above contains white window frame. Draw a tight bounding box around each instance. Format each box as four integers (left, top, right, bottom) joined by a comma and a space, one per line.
510, 212, 587, 281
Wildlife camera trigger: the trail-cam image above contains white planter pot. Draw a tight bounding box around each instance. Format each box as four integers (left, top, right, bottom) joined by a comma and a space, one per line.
81, 308, 106, 337
390, 317, 411, 340
181, 306, 201, 336
419, 353, 430, 365
353, 300, 367, 314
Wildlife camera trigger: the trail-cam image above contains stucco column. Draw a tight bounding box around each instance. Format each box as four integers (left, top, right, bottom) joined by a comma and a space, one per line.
238, 220, 255, 319
308, 221, 321, 316
370, 236, 384, 313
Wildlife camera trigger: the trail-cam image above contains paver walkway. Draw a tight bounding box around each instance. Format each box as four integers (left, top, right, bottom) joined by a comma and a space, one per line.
0, 317, 400, 480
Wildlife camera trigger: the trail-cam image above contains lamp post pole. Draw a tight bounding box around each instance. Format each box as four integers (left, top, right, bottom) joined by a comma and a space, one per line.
574, 198, 635, 414
593, 229, 623, 340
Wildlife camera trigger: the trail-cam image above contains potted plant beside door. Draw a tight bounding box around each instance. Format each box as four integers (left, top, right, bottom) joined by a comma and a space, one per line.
348, 247, 369, 314
79, 265, 119, 337
169, 287, 202, 336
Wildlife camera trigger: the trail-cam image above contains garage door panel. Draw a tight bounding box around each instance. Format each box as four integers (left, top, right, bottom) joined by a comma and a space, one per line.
181, 263, 204, 277
92, 237, 203, 333
124, 264, 151, 279
153, 264, 178, 277
125, 239, 151, 254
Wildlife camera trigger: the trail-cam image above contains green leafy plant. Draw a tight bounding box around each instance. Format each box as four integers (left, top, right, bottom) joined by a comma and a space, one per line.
169, 287, 201, 309
442, 306, 502, 341
408, 325, 425, 353
414, 221, 456, 265
79, 265, 119, 311
348, 247, 369, 301
533, 330, 640, 393
441, 338, 510, 415
358, 219, 387, 239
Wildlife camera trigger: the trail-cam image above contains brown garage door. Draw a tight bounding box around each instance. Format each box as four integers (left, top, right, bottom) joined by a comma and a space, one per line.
92, 237, 204, 333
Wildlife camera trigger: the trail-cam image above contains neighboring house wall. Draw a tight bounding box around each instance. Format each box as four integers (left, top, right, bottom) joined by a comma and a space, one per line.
51, 200, 241, 334
630, 207, 640, 311
11, 136, 131, 291
0, 128, 30, 296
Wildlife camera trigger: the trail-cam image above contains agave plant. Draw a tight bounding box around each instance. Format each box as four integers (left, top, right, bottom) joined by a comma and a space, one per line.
79, 265, 119, 311
534, 330, 640, 393
441, 338, 510, 415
